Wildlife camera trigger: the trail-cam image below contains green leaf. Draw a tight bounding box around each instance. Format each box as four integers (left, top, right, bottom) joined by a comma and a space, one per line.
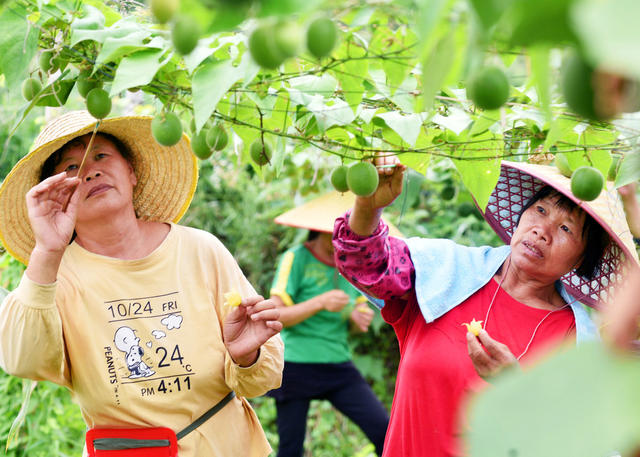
70, 4, 105, 31
307, 98, 356, 132
506, 0, 578, 47
192, 58, 243, 131
422, 32, 456, 110
257, 0, 321, 16
71, 16, 140, 47
95, 29, 155, 68
544, 117, 579, 152
432, 107, 473, 135
529, 45, 551, 121
0, 3, 39, 91
468, 342, 640, 457
573, 0, 640, 80
451, 131, 502, 211
337, 59, 367, 113
110, 48, 163, 95
375, 112, 423, 146
399, 152, 431, 175
467, 0, 513, 30
35, 80, 75, 107
615, 148, 640, 188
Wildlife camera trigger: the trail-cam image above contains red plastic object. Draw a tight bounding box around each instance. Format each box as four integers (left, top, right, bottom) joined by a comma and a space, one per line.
86, 427, 178, 457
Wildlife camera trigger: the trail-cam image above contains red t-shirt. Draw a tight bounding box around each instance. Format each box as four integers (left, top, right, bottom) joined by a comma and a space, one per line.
381, 278, 576, 457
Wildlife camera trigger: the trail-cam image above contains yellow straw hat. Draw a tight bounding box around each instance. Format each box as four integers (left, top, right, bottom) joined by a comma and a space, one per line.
274, 191, 403, 238
481, 160, 639, 307
0, 110, 198, 265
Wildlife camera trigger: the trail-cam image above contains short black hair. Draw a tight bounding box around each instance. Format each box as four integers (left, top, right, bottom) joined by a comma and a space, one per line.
517, 185, 610, 280
39, 132, 132, 181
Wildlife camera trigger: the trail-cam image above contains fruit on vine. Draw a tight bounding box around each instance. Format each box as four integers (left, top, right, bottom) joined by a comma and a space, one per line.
39, 50, 56, 73
554, 153, 573, 178
467, 66, 510, 110
440, 184, 456, 201
608, 155, 621, 181
191, 130, 213, 160
206, 125, 228, 151
274, 20, 302, 58
85, 88, 112, 119
249, 23, 285, 69
306, 18, 337, 59
462, 318, 483, 336
571, 166, 604, 201
250, 140, 272, 166
151, 0, 179, 24
561, 51, 601, 120
151, 112, 183, 146
172, 15, 200, 55
347, 162, 379, 197
331, 165, 349, 193
21, 78, 41, 101
77, 70, 103, 98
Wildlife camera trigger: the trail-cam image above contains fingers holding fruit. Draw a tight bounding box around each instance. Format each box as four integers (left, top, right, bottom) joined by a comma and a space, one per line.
350, 303, 374, 333
319, 289, 350, 312
466, 329, 518, 380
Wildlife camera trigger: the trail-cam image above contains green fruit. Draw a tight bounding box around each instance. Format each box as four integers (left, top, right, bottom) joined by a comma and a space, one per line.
608, 155, 621, 181
21, 78, 41, 101
191, 130, 213, 160
206, 125, 228, 151
151, 112, 183, 146
347, 162, 379, 197
440, 185, 456, 201
77, 71, 103, 98
571, 166, 604, 201
85, 88, 112, 119
467, 66, 510, 110
39, 51, 56, 73
151, 0, 179, 24
561, 51, 601, 120
306, 18, 337, 59
250, 140, 272, 166
172, 15, 200, 55
331, 165, 349, 193
554, 153, 573, 178
274, 20, 302, 58
249, 24, 286, 69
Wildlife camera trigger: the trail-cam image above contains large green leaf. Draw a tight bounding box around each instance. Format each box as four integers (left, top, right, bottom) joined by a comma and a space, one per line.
422, 32, 456, 110
375, 112, 423, 146
467, 0, 513, 30
35, 79, 75, 107
192, 58, 246, 131
615, 148, 640, 188
529, 45, 551, 120
573, 0, 640, 80
109, 48, 164, 96
0, 3, 38, 91
71, 16, 140, 46
467, 342, 640, 457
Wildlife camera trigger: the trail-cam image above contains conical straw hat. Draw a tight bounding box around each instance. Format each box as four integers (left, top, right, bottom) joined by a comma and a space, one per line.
0, 110, 198, 265
481, 160, 639, 308
274, 191, 403, 238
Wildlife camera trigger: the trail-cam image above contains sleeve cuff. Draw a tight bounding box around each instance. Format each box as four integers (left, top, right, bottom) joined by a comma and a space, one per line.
335, 211, 387, 241
14, 274, 57, 309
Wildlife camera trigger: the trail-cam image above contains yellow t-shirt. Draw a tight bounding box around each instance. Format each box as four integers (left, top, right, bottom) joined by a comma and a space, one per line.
0, 223, 283, 457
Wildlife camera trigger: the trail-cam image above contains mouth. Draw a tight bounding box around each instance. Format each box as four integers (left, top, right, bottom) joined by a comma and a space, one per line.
86, 184, 112, 199
522, 240, 543, 258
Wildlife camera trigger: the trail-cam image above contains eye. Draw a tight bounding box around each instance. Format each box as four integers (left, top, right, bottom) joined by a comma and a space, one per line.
536, 205, 546, 214
65, 164, 78, 172
560, 225, 571, 233
95, 152, 107, 160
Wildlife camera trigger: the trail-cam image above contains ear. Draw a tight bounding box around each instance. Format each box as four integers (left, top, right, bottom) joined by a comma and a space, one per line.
138, 347, 144, 356
128, 162, 137, 187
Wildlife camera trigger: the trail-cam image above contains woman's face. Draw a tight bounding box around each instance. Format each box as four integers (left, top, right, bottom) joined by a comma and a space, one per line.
53, 134, 137, 222
509, 195, 588, 282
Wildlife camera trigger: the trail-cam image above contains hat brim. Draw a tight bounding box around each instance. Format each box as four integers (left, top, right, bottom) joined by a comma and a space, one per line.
0, 111, 198, 265
479, 160, 639, 308
274, 191, 404, 238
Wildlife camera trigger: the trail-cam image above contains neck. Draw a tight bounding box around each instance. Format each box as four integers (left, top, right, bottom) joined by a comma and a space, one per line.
306, 233, 334, 265
74, 211, 169, 260
495, 256, 564, 310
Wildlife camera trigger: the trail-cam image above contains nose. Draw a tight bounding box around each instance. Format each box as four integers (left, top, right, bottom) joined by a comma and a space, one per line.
84, 171, 101, 182
532, 222, 551, 242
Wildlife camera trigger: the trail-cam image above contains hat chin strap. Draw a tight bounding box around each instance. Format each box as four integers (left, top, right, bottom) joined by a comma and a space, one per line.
76, 121, 101, 179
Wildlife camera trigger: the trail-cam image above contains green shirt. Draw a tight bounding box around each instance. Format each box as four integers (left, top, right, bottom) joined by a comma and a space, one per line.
270, 244, 365, 363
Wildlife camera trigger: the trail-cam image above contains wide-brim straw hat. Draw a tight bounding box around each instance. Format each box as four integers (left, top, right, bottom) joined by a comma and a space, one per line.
0, 110, 198, 265
274, 191, 404, 238
481, 160, 639, 308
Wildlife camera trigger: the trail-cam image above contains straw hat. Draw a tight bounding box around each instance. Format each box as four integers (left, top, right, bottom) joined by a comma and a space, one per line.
481, 160, 639, 307
274, 191, 403, 238
0, 110, 198, 265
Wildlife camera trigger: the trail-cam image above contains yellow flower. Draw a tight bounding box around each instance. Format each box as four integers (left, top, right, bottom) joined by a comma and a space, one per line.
462, 318, 483, 336
224, 290, 242, 307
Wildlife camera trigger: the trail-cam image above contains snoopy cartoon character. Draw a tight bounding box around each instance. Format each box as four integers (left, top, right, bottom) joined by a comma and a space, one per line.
114, 326, 155, 379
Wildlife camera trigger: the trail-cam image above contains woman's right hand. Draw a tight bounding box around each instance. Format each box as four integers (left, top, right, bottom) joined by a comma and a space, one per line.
349, 154, 406, 236
317, 289, 350, 312
26, 172, 81, 254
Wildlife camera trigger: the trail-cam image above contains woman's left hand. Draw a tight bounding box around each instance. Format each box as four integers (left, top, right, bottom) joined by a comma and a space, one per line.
466, 329, 518, 380
223, 296, 283, 367
350, 304, 374, 332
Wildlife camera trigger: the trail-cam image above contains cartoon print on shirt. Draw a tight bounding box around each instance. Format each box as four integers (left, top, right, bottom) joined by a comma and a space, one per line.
114, 326, 156, 379
152, 329, 166, 339
161, 313, 183, 330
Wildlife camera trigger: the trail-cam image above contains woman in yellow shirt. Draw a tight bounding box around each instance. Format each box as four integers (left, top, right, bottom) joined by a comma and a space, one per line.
0, 111, 284, 457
